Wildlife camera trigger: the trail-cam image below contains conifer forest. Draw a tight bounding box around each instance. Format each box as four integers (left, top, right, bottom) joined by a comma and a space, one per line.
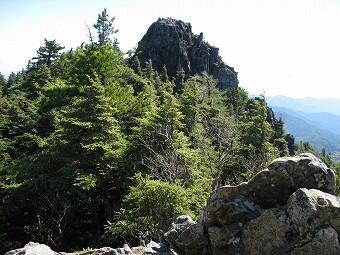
1, 9, 339, 253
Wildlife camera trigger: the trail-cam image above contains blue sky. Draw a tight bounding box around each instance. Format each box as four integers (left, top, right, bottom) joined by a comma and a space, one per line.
1, 0, 340, 98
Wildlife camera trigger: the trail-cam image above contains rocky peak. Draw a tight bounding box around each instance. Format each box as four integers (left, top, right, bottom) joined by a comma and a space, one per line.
135, 18, 238, 89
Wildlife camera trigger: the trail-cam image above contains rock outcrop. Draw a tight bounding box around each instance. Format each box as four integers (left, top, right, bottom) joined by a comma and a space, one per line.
135, 18, 238, 90
165, 153, 340, 255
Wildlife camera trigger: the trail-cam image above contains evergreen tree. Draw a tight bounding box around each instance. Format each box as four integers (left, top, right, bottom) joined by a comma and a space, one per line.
105, 174, 194, 242
23, 63, 52, 98
131, 56, 143, 76
33, 39, 65, 68
0, 75, 41, 162
196, 73, 239, 187
0, 72, 6, 90
179, 76, 201, 135
0, 74, 10, 167
3, 72, 24, 96
160, 65, 170, 83
142, 59, 156, 81
240, 96, 274, 152
36, 79, 78, 137
173, 69, 185, 94
50, 75, 127, 184
223, 87, 248, 122
64, 42, 131, 88
271, 116, 289, 156
133, 88, 190, 183
235, 96, 279, 180
1, 76, 128, 249
93, 8, 119, 46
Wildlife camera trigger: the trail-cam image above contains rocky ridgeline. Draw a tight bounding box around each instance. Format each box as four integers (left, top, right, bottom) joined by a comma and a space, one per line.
6, 153, 340, 255
135, 18, 238, 90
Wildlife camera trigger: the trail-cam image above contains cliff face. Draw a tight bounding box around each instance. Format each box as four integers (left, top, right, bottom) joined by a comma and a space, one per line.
135, 18, 238, 90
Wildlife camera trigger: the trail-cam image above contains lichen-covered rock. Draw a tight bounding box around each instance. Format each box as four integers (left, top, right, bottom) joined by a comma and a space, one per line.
240, 208, 290, 255
135, 18, 238, 90
287, 226, 340, 255
166, 153, 339, 255
240, 188, 340, 255
268, 153, 336, 195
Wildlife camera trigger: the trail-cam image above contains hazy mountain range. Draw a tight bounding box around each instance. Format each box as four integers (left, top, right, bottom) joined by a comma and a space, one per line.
266, 96, 340, 115
264, 96, 340, 153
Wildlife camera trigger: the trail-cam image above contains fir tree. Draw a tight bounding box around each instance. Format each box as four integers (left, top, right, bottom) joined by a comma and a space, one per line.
93, 8, 119, 47
33, 39, 65, 68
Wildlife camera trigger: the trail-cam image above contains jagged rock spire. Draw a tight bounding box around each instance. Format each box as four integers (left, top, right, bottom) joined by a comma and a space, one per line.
135, 18, 238, 90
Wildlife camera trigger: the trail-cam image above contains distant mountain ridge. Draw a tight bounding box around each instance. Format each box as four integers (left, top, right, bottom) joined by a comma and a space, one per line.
266, 95, 340, 115
272, 106, 340, 153
264, 96, 340, 153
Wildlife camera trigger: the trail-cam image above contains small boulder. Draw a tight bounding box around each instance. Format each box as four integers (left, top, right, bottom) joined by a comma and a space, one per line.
5, 242, 56, 255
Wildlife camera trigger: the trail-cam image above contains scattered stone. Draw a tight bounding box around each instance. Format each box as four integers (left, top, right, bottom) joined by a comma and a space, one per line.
6, 241, 176, 255
5, 242, 56, 255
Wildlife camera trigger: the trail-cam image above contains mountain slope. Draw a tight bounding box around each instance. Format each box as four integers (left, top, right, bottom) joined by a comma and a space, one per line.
272, 106, 340, 153
307, 112, 340, 136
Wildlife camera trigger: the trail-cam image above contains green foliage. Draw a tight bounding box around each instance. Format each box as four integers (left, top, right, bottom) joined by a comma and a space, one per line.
61, 43, 133, 96
105, 173, 194, 242
240, 97, 273, 150
33, 39, 65, 68
0, 72, 6, 93
223, 87, 248, 119
271, 116, 289, 156
295, 140, 316, 154
93, 8, 119, 46
332, 161, 340, 196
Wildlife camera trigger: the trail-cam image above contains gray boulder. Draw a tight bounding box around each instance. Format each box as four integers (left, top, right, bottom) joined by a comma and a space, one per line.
166, 153, 339, 255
